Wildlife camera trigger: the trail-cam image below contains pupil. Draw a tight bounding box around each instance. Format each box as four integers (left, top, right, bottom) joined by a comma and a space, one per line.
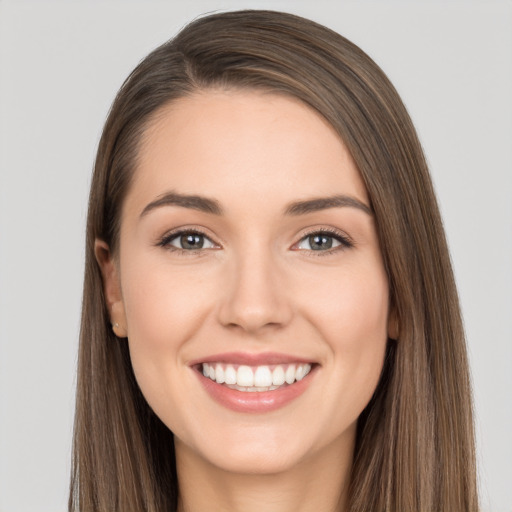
310, 234, 332, 250
181, 233, 203, 249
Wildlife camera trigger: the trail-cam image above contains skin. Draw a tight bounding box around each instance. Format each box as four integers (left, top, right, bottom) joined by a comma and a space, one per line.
97, 90, 395, 512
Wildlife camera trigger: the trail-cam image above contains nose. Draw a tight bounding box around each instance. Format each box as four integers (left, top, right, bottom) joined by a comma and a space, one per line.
217, 247, 293, 334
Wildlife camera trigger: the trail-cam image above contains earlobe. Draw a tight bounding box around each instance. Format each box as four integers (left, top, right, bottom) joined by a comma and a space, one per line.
94, 239, 128, 338
111, 304, 128, 338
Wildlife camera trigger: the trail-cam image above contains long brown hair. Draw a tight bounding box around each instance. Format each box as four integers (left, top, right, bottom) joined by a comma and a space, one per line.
70, 10, 478, 511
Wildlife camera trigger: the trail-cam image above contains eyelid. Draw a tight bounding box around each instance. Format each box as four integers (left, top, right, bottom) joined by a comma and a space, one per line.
156, 225, 353, 255
156, 226, 221, 253
291, 227, 354, 254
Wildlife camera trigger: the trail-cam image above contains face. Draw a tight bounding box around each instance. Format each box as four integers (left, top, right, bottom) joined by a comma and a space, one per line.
98, 90, 392, 475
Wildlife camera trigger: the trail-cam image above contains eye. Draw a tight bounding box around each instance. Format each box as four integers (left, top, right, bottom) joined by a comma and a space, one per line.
159, 230, 217, 252
294, 230, 352, 253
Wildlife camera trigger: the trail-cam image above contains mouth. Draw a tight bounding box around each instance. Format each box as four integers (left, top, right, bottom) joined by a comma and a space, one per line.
191, 354, 318, 413
199, 362, 313, 392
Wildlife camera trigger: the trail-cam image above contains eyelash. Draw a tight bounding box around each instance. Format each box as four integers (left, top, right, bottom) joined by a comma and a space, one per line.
294, 227, 354, 256
156, 227, 353, 257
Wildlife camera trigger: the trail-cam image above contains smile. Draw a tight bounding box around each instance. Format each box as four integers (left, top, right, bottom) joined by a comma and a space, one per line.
193, 354, 318, 413
202, 362, 312, 391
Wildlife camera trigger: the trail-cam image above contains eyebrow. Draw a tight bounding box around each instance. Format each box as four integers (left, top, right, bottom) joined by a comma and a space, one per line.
140, 191, 372, 218
284, 195, 372, 216
140, 192, 223, 217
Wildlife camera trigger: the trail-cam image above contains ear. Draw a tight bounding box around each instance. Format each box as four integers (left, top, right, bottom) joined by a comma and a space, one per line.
387, 306, 399, 341
94, 239, 128, 338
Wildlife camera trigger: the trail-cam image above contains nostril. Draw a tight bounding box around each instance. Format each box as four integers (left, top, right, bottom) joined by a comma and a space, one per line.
216, 261, 293, 331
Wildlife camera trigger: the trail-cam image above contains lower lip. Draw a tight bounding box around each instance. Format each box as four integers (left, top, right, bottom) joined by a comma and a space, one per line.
196, 367, 317, 413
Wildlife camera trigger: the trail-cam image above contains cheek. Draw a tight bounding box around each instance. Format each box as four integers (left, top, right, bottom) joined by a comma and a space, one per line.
122, 256, 217, 347
301, 263, 389, 414
119, 255, 220, 405
301, 260, 389, 344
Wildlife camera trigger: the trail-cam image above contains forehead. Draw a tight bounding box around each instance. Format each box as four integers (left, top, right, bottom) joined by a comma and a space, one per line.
127, 90, 369, 218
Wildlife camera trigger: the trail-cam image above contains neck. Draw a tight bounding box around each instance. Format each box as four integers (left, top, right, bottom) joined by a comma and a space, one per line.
175, 436, 353, 512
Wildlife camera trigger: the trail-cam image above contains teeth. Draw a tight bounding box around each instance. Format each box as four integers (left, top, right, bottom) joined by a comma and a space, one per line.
224, 365, 237, 385
285, 365, 296, 384
254, 366, 273, 387
215, 365, 225, 384
296, 364, 306, 381
237, 365, 254, 387
225, 384, 281, 392
272, 366, 285, 386
201, 362, 312, 390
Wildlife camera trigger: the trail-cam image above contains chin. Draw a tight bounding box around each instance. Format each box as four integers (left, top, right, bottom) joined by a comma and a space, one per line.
204, 444, 307, 476
197, 425, 352, 477
177, 420, 326, 476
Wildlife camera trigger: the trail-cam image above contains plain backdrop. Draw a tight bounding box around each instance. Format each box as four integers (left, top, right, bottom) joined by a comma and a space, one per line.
0, 1, 511, 511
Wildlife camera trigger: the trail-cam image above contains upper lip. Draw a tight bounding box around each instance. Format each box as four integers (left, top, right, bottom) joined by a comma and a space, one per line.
189, 351, 316, 367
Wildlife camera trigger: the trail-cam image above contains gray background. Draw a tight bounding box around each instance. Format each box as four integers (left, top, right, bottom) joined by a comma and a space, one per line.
0, 1, 510, 511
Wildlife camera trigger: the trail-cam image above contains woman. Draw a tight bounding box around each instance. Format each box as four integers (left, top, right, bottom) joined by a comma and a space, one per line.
69, 10, 478, 511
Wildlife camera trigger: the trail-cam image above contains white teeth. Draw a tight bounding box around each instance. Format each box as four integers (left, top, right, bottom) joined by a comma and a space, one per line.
224, 365, 237, 385
201, 362, 313, 390
226, 384, 281, 392
285, 364, 296, 384
237, 365, 254, 387
302, 363, 312, 379
215, 365, 225, 384
296, 364, 306, 381
254, 366, 273, 387
272, 366, 285, 386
